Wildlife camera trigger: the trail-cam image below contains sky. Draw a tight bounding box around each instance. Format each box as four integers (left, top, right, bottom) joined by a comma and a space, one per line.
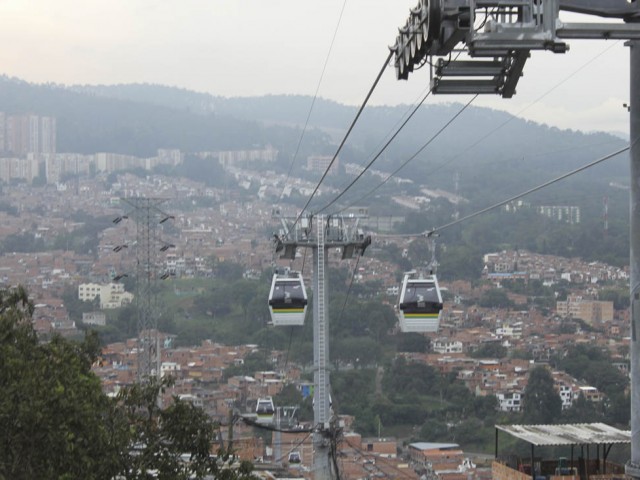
0, 0, 633, 136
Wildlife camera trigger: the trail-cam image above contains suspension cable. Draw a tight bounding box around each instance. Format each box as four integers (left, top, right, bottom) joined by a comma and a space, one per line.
333, 94, 479, 214
426, 145, 630, 236
292, 50, 394, 230
278, 0, 349, 201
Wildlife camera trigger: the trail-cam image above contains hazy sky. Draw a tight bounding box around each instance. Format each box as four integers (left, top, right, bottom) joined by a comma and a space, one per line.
0, 0, 632, 135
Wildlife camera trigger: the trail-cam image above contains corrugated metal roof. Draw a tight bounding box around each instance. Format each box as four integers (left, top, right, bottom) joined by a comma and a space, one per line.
496, 423, 631, 446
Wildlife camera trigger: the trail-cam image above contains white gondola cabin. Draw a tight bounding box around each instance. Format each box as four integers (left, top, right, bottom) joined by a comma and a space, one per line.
397, 273, 443, 333
268, 272, 308, 326
288, 451, 301, 464
255, 396, 275, 424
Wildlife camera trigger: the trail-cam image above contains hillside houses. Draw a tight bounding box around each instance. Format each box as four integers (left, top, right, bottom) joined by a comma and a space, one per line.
483, 250, 629, 286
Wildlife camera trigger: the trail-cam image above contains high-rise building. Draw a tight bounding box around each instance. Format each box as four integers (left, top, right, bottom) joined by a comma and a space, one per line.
0, 113, 56, 156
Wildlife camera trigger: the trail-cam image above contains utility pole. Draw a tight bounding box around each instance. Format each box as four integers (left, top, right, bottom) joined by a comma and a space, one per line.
273, 211, 370, 480
389, 0, 640, 476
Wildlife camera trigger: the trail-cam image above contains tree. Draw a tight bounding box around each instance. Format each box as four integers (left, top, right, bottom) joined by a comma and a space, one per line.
0, 287, 122, 479
522, 366, 562, 424
0, 285, 258, 480
478, 288, 514, 309
470, 341, 507, 359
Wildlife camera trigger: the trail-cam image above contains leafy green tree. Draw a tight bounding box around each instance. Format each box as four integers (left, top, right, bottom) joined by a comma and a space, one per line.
478, 289, 514, 309
0, 285, 258, 480
599, 288, 630, 310
215, 261, 245, 282
116, 377, 232, 480
419, 419, 449, 441
382, 356, 439, 397
397, 333, 431, 353
562, 394, 601, 424
438, 245, 482, 281
0, 287, 122, 480
557, 345, 628, 398
223, 351, 273, 380
470, 342, 507, 359
331, 337, 382, 367
522, 366, 562, 424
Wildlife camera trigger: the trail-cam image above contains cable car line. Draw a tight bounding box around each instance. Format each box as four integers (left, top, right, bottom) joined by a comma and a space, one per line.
326, 83, 432, 208
325, 39, 620, 216
334, 254, 363, 333
331, 93, 479, 214
278, 0, 349, 202
272, 432, 314, 464
373, 144, 630, 240
292, 50, 394, 231
239, 414, 316, 433
316, 88, 433, 215
425, 145, 630, 236
317, 52, 465, 215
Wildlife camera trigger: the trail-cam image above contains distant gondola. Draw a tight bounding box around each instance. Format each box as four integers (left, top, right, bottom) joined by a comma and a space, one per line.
288, 451, 302, 464
268, 271, 308, 326
397, 273, 443, 333
255, 396, 275, 424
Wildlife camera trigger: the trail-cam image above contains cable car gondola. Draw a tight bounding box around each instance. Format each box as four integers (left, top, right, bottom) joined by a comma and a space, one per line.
255, 396, 275, 424
397, 272, 443, 333
288, 450, 301, 464
268, 271, 308, 326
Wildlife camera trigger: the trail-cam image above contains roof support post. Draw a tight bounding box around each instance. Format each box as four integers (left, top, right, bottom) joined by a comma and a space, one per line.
628, 38, 640, 480
531, 443, 535, 480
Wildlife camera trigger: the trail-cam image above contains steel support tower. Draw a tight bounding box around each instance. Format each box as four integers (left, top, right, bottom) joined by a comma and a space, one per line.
390, 0, 640, 475
274, 212, 370, 480
122, 197, 170, 382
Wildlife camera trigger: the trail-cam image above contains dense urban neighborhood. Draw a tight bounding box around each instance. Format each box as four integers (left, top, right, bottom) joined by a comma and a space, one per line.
0, 111, 633, 479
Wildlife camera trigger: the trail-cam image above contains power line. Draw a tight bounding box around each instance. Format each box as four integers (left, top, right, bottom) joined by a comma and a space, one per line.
278, 0, 349, 201
333, 94, 479, 213
292, 50, 394, 230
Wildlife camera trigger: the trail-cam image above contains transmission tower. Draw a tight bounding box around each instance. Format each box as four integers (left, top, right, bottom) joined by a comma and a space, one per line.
390, 0, 640, 475
121, 197, 174, 382
273, 211, 371, 480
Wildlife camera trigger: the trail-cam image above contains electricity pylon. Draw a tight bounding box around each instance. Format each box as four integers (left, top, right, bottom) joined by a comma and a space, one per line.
121, 197, 174, 383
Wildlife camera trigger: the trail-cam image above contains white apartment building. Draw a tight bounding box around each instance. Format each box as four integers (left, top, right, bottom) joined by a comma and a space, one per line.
496, 391, 522, 412
432, 338, 464, 354
78, 282, 134, 309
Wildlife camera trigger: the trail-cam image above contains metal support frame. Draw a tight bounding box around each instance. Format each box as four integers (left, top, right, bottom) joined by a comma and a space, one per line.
121, 197, 172, 383
272, 212, 371, 480
393, 0, 640, 97
627, 39, 640, 480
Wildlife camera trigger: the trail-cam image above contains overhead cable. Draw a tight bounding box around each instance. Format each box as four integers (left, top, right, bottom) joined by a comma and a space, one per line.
279, 0, 349, 201
421, 40, 622, 180
334, 93, 479, 213
293, 50, 394, 229
318, 52, 464, 214
316, 89, 432, 214
426, 145, 630, 236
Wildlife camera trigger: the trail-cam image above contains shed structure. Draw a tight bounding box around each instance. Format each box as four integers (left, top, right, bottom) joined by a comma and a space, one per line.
493, 423, 631, 480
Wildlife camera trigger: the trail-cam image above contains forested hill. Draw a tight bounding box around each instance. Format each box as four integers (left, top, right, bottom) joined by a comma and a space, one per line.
0, 76, 627, 179
69, 81, 628, 182
0, 76, 327, 157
